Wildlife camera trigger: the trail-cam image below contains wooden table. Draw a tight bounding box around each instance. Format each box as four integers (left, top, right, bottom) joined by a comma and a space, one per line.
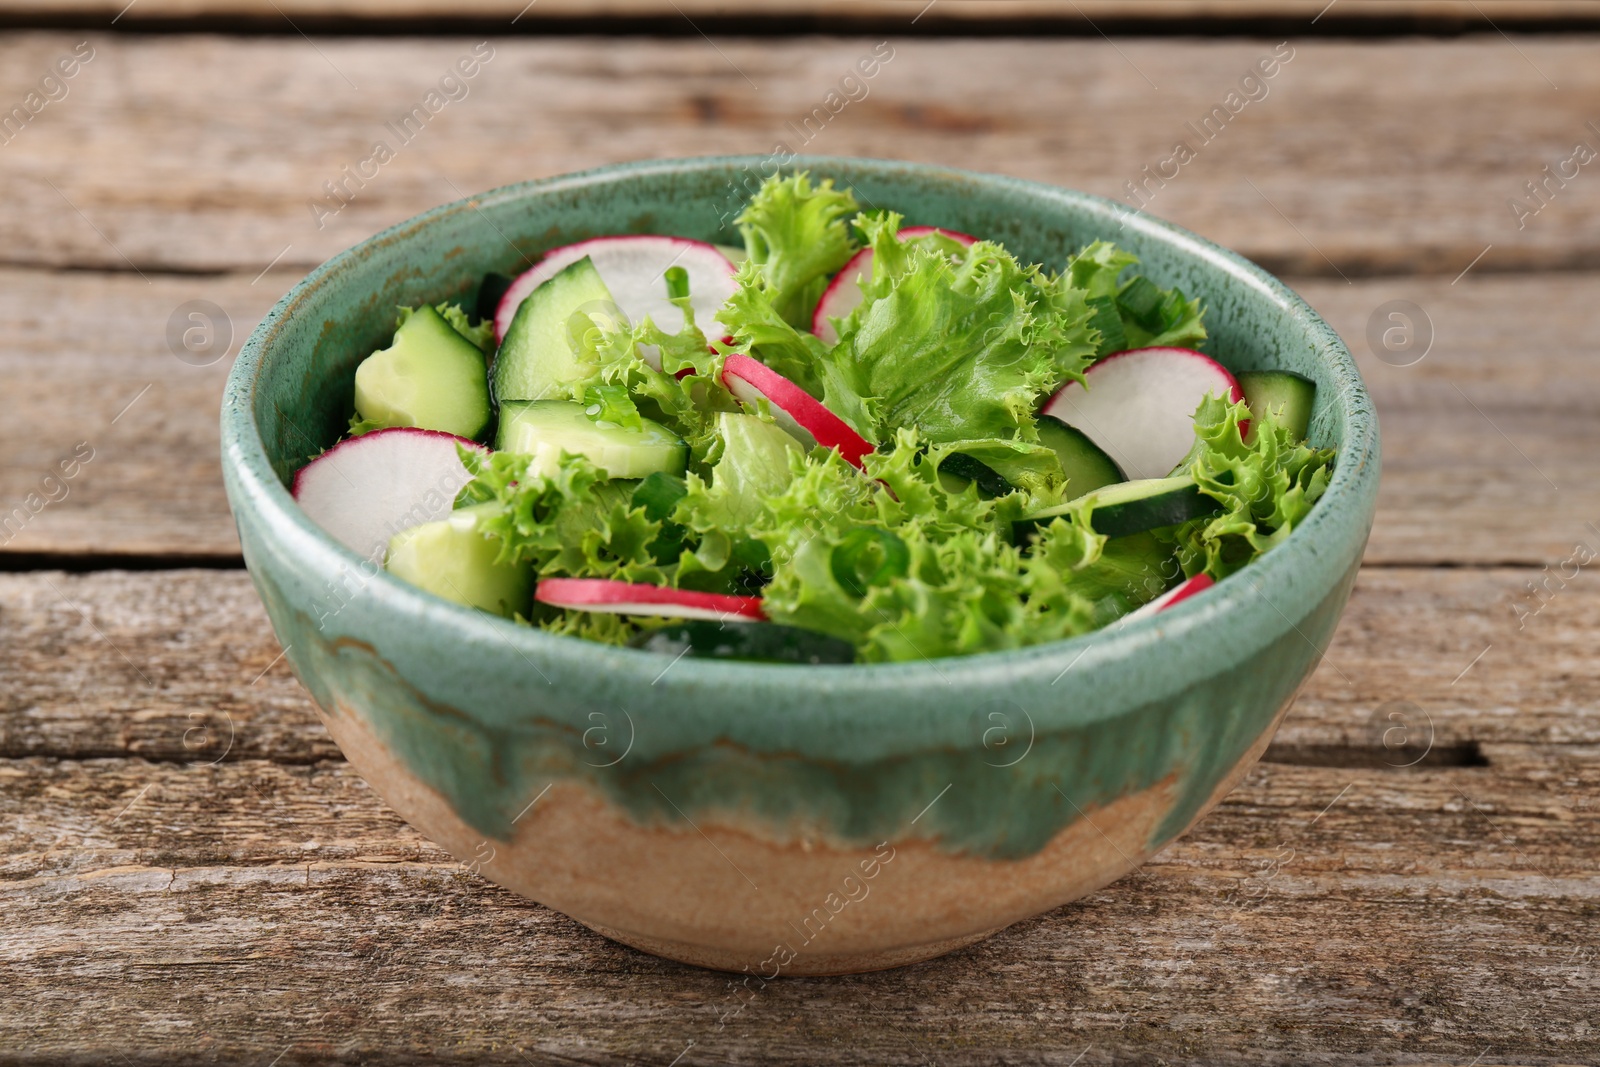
2, 3, 1597, 1062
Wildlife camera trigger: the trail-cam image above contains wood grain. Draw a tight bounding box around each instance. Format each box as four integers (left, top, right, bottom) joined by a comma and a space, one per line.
1, 33, 1599, 276
1, 23, 1594, 1066
9, 0, 1600, 24
2, 567, 1596, 769
0, 748, 1594, 1064
4, 268, 1598, 565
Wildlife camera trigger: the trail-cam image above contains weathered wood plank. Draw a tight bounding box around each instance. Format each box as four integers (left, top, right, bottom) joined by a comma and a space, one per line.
2, 566, 1597, 768
2, 34, 1599, 275
4, 268, 1596, 565
9, 0, 1600, 24
0, 749, 1594, 1064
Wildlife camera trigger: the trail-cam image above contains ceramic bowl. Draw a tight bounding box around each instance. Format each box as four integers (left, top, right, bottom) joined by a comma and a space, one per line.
221, 156, 1379, 975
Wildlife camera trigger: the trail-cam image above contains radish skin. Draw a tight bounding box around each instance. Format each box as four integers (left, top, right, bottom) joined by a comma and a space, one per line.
1124, 573, 1215, 622
494, 236, 739, 356
722, 353, 875, 468
536, 578, 766, 621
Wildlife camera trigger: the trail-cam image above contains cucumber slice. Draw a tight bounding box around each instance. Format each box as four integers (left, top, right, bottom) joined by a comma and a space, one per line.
1016, 475, 1222, 540
1037, 414, 1125, 497
497, 399, 686, 480
629, 620, 856, 664
492, 256, 619, 402
353, 305, 492, 439
1238, 370, 1316, 442
385, 503, 531, 618
937, 452, 1012, 498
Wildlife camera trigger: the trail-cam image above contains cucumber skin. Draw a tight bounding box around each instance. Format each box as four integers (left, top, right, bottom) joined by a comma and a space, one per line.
491, 257, 616, 403
353, 305, 492, 439
1238, 370, 1316, 442
1014, 476, 1222, 541
1091, 482, 1218, 538
937, 452, 1012, 499
1037, 415, 1124, 498
630, 620, 857, 664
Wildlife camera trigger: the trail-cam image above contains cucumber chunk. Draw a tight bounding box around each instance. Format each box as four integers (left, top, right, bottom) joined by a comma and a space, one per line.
1015, 475, 1222, 540
353, 305, 492, 439
1238, 370, 1316, 442
492, 256, 619, 402
1037, 414, 1125, 497
629, 620, 856, 664
385, 503, 531, 618
497, 399, 686, 480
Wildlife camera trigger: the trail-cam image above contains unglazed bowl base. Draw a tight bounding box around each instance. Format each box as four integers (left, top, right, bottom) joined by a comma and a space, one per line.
318, 692, 1293, 974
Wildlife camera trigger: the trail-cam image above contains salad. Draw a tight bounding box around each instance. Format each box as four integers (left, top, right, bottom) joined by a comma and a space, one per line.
292, 173, 1335, 665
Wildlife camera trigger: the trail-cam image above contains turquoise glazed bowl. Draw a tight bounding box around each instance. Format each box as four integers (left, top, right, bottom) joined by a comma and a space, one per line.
221, 157, 1379, 975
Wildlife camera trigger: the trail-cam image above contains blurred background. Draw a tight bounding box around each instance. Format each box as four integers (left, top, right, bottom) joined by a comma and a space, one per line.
2, 2, 1598, 1063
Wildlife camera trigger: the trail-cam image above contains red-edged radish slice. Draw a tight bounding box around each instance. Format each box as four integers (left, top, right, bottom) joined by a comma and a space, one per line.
536, 578, 766, 622
811, 226, 978, 345
494, 236, 738, 354
1124, 573, 1215, 623
722, 353, 875, 468
1041, 347, 1246, 481
291, 427, 486, 563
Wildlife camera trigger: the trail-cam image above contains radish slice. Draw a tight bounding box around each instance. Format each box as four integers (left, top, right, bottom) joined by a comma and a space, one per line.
812, 226, 978, 345
494, 236, 738, 353
1041, 347, 1246, 481
722, 353, 875, 468
1124, 573, 1215, 623
536, 578, 766, 622
291, 427, 485, 564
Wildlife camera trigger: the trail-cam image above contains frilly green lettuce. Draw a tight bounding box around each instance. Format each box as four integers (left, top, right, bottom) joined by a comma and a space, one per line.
559, 287, 739, 471
746, 430, 1117, 661
1167, 395, 1336, 579
433, 302, 496, 354
454, 447, 666, 586
824, 217, 1098, 443
736, 172, 860, 330
1067, 240, 1206, 356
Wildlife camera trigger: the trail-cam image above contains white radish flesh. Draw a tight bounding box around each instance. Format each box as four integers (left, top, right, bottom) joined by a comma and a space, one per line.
291, 427, 483, 563
1041, 347, 1244, 481
494, 236, 738, 355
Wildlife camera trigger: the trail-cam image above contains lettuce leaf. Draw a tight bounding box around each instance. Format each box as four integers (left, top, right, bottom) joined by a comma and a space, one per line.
736, 172, 860, 330
434, 302, 496, 354
718, 259, 833, 397
558, 290, 739, 472
819, 220, 1098, 463
1166, 396, 1336, 579
745, 431, 1107, 662
454, 447, 666, 585
1066, 240, 1206, 356
669, 413, 802, 591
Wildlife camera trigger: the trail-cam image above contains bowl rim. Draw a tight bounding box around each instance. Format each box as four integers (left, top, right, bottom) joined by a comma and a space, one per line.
223, 154, 1378, 688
